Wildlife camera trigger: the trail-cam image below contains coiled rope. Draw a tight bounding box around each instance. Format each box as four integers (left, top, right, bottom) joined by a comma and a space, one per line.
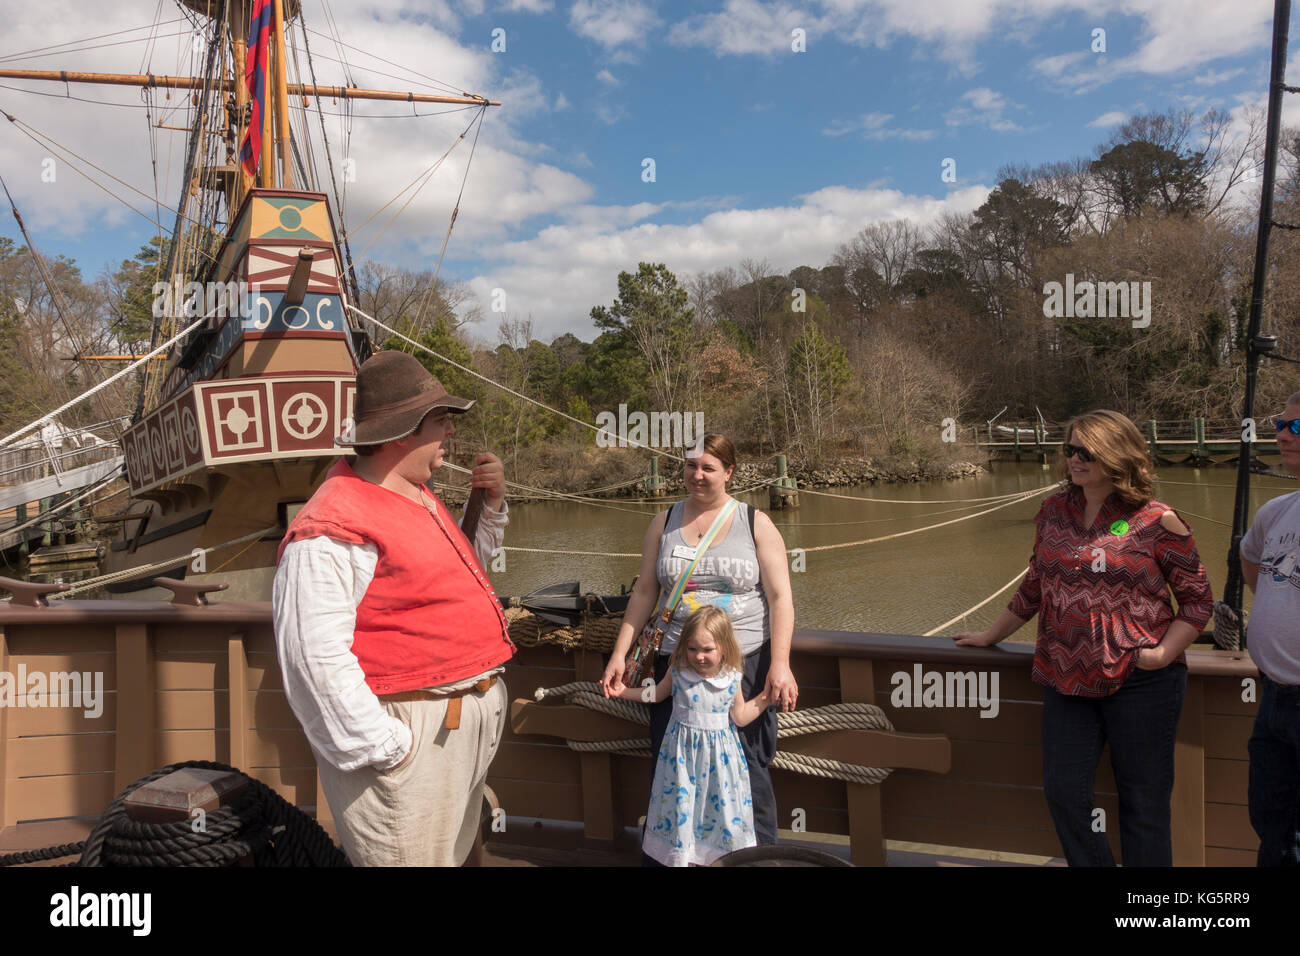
532, 682, 895, 786
0, 760, 349, 868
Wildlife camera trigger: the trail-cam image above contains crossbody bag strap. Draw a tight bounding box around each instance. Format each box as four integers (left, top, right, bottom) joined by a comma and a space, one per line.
657, 498, 740, 623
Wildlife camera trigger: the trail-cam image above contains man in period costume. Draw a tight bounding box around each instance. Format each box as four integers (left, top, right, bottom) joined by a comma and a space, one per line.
272, 350, 515, 866
1241, 390, 1300, 866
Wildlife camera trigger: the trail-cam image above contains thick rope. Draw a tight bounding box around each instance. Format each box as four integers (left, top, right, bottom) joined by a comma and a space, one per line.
1212, 601, 1242, 651
0, 760, 349, 868
533, 682, 896, 785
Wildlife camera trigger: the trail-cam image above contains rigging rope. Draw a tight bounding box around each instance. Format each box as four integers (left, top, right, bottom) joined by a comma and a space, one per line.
494, 484, 1052, 558
922, 568, 1029, 637
0, 313, 207, 449
44, 522, 281, 600
350, 304, 687, 462
0, 470, 124, 540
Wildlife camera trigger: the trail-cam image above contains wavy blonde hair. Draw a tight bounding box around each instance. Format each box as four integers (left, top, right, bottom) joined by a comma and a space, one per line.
670, 605, 744, 677
1056, 409, 1154, 509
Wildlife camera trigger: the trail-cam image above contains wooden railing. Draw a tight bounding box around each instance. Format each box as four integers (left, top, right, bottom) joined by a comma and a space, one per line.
0, 596, 1261, 865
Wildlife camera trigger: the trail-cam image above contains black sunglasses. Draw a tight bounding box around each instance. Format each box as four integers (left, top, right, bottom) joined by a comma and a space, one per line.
1061, 443, 1095, 463
1277, 418, 1300, 436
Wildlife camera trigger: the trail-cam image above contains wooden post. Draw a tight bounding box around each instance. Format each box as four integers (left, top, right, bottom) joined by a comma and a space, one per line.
1171, 676, 1206, 866
16, 503, 27, 556
227, 633, 249, 770
0, 625, 9, 828
575, 649, 620, 841
1147, 420, 1158, 458
114, 624, 156, 794
271, 0, 294, 189
123, 767, 253, 865
839, 657, 886, 866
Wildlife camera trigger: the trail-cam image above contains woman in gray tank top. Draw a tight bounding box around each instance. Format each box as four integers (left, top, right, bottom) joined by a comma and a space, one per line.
600, 434, 797, 855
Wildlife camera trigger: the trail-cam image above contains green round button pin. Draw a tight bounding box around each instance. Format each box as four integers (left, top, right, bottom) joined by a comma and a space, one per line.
1109, 519, 1129, 535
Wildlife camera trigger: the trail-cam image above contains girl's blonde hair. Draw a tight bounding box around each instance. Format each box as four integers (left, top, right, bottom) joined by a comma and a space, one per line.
669, 605, 744, 676
1056, 409, 1154, 510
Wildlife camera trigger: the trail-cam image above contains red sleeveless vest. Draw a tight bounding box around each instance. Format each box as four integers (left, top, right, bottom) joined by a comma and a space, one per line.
277, 460, 515, 694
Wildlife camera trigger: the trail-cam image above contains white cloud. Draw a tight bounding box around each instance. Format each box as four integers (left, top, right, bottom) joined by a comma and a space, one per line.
554, 92, 572, 110
596, 69, 620, 85
1193, 67, 1246, 86
502, 0, 554, 11
1087, 110, 1128, 127
0, 0, 576, 255
671, 0, 1276, 84
668, 0, 815, 56
466, 183, 991, 341
822, 112, 935, 140
569, 0, 661, 50
945, 87, 1023, 132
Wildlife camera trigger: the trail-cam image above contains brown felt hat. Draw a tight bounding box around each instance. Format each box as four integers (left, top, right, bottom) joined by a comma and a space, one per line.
336, 350, 473, 447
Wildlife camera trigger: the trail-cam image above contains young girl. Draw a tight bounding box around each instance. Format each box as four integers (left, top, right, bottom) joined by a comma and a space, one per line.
612, 605, 772, 866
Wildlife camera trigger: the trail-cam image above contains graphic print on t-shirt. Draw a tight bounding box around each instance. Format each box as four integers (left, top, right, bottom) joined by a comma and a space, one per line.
1261, 529, 1300, 589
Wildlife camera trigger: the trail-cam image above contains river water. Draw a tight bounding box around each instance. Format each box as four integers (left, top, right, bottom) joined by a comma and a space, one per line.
490, 462, 1296, 638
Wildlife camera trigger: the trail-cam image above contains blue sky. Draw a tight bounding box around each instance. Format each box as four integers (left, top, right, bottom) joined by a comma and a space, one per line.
0, 0, 1294, 343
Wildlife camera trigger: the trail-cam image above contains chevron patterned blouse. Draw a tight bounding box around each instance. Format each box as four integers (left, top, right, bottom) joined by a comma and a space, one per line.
1008, 484, 1214, 697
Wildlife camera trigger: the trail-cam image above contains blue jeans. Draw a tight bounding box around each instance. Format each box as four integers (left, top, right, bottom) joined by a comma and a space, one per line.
1041, 662, 1186, 866
1247, 673, 1300, 866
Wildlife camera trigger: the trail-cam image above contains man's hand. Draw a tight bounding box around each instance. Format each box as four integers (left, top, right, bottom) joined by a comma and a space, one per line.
471, 453, 506, 509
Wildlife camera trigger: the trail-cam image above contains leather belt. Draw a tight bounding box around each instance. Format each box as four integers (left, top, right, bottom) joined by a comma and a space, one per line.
380, 676, 498, 730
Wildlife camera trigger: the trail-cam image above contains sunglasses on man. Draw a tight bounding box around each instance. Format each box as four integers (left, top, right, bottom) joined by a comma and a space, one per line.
1277, 418, 1300, 436
1061, 443, 1095, 462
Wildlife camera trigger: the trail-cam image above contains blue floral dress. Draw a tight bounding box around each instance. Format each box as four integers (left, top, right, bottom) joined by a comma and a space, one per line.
642, 666, 756, 866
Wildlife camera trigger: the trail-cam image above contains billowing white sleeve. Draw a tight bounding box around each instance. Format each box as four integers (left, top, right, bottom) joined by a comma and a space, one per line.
463, 498, 508, 570
271, 537, 412, 773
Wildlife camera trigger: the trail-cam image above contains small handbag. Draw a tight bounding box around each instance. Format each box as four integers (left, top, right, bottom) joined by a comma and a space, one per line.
623, 499, 740, 689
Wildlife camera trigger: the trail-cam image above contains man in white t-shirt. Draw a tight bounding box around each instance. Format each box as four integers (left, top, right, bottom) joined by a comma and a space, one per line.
1240, 390, 1300, 866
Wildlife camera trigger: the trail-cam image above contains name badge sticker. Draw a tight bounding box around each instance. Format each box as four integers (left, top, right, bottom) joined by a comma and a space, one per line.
671, 544, 698, 560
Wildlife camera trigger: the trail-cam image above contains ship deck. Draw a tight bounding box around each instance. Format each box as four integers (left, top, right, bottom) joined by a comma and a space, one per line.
0, 816, 1062, 867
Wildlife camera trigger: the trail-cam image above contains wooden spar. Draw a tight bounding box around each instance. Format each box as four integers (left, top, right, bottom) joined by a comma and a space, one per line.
272, 0, 293, 189
232, 10, 252, 206
0, 69, 499, 106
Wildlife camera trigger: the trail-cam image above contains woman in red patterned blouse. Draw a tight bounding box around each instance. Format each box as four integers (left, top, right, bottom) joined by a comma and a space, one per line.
954, 409, 1213, 866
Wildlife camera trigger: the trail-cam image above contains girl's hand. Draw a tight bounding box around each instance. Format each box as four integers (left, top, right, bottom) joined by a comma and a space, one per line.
953, 630, 999, 647
1136, 645, 1169, 670
600, 658, 626, 698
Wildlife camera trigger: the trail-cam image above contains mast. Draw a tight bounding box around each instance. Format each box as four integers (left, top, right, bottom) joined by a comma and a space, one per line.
1224, 0, 1293, 635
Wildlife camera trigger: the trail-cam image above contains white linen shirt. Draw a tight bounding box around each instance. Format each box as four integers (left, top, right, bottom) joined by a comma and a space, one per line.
272, 494, 508, 773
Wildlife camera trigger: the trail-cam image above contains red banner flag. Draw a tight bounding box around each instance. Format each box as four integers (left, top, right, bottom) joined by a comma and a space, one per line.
239, 0, 274, 178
